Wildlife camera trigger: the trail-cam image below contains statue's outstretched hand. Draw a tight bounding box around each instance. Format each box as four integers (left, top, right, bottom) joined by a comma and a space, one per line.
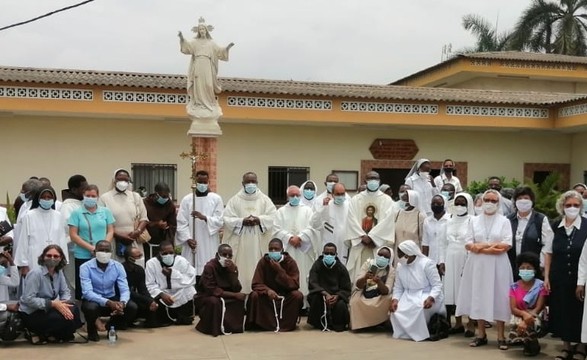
178, 31, 183, 38
228, 42, 235, 49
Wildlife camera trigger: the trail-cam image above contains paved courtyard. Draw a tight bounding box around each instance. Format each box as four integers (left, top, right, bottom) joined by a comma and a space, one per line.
1, 319, 560, 360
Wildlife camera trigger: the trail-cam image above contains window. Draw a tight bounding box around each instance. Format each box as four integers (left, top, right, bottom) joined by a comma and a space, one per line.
131, 163, 177, 200
268, 166, 309, 205
332, 170, 358, 191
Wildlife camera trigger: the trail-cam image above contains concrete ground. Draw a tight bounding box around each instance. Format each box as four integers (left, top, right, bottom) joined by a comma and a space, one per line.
1, 318, 563, 360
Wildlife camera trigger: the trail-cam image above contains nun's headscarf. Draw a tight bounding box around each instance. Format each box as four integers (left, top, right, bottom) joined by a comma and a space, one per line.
379, 184, 391, 193
30, 185, 57, 210
573, 183, 587, 192
454, 192, 474, 215
377, 246, 394, 261
398, 240, 423, 257
110, 168, 131, 190
405, 158, 430, 181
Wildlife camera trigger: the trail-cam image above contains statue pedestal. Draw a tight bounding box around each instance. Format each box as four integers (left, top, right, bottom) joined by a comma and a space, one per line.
186, 105, 222, 137
189, 132, 219, 192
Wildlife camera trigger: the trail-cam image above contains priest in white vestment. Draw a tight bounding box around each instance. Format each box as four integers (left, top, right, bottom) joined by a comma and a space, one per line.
390, 240, 445, 341
345, 171, 395, 282
311, 183, 350, 264
314, 173, 351, 212
223, 172, 276, 292
176, 171, 224, 277
13, 179, 43, 255
273, 186, 319, 300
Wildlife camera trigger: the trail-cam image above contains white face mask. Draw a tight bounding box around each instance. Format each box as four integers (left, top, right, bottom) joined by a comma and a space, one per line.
134, 257, 145, 269
398, 257, 409, 266
483, 202, 498, 215
115, 181, 129, 192
516, 199, 533, 213
454, 205, 468, 216
218, 256, 229, 267
326, 181, 336, 193
565, 207, 581, 219
419, 172, 429, 179
96, 251, 112, 264
161, 254, 175, 266
474, 206, 483, 215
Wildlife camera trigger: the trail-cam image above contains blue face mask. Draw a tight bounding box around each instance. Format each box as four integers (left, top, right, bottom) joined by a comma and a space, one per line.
156, 195, 169, 205
519, 269, 535, 282
303, 189, 315, 200
322, 254, 336, 267
375, 255, 390, 268
19, 192, 28, 202
333, 195, 346, 205
196, 183, 208, 193
83, 196, 98, 208
366, 180, 380, 192
244, 183, 257, 194
267, 251, 282, 262
39, 199, 54, 210
289, 196, 300, 206
398, 200, 407, 210
0, 265, 7, 277
440, 191, 450, 200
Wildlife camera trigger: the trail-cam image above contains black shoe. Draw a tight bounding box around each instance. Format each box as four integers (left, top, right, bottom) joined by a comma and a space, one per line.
87, 332, 100, 342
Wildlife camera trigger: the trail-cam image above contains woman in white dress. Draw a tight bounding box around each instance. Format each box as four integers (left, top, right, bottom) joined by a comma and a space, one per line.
456, 189, 513, 350
404, 158, 438, 216
440, 192, 475, 336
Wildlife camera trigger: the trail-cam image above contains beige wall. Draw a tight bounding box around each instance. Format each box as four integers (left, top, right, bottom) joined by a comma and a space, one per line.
571, 132, 587, 185
450, 77, 583, 93
0, 115, 574, 205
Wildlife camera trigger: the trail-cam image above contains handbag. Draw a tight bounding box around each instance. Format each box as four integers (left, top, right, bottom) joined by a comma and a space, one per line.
0, 220, 13, 237
133, 192, 151, 244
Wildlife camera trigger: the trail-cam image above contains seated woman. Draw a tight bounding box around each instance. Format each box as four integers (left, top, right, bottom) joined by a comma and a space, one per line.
349, 246, 394, 331
19, 245, 82, 344
508, 252, 547, 355
390, 240, 445, 341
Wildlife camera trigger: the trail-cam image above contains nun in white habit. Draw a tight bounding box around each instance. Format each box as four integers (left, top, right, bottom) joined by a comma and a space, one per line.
390, 240, 445, 341
404, 159, 438, 216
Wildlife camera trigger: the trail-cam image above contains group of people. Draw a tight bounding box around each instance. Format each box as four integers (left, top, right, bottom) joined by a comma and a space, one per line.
1, 160, 587, 358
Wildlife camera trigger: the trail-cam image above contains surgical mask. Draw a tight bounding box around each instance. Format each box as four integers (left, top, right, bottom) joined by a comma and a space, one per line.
375, 256, 389, 268
303, 189, 315, 200
326, 182, 336, 193
440, 191, 451, 200
398, 257, 408, 266
19, 192, 28, 202
482, 202, 498, 214
516, 199, 533, 213
244, 183, 257, 194
398, 200, 407, 210
454, 205, 468, 216
431, 204, 445, 214
115, 181, 129, 192
333, 195, 346, 205
156, 195, 169, 205
565, 207, 581, 219
83, 196, 98, 208
474, 206, 483, 215
161, 254, 175, 266
44, 258, 60, 268
519, 269, 535, 282
419, 171, 430, 179
288, 196, 301, 206
267, 251, 282, 262
130, 257, 145, 268
322, 254, 336, 267
39, 199, 54, 210
0, 265, 6, 277
196, 183, 208, 193
95, 251, 112, 264
443, 168, 453, 174
398, 192, 406, 199
366, 180, 380, 192
218, 256, 229, 267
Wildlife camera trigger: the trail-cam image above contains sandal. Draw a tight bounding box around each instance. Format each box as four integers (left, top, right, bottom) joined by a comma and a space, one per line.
498, 339, 508, 350
464, 330, 475, 338
555, 349, 573, 360
469, 336, 488, 347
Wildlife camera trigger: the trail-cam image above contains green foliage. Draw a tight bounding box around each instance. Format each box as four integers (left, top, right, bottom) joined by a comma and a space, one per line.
458, 14, 512, 54
466, 176, 521, 195
525, 172, 561, 219
4, 192, 16, 224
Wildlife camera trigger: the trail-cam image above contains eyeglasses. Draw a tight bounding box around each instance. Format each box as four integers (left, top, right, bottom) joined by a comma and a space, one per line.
45, 255, 61, 259
482, 199, 498, 204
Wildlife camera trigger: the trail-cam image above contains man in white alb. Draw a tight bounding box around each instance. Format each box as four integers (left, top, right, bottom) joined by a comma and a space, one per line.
311, 183, 350, 264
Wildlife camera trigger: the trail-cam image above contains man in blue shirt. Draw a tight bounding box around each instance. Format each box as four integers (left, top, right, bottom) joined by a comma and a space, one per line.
80, 240, 137, 342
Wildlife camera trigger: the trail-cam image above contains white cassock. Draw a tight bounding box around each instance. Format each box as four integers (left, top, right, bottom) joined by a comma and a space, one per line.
390, 256, 445, 341
311, 200, 350, 263
14, 208, 69, 271
176, 192, 224, 276
145, 255, 196, 308
422, 214, 449, 265
346, 190, 395, 282
13, 200, 33, 255
223, 189, 276, 292
273, 203, 319, 296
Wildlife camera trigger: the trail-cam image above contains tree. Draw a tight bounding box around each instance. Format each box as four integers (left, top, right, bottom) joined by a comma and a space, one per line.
509, 0, 587, 56
460, 14, 511, 53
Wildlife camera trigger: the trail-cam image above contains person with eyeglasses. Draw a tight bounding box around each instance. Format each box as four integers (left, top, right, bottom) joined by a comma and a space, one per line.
19, 245, 82, 344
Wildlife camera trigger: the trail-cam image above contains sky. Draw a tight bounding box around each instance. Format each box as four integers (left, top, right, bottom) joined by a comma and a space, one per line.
0, 0, 531, 84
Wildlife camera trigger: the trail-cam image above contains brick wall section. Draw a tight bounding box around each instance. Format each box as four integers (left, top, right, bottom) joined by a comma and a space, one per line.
360, 160, 469, 189
523, 163, 570, 189
191, 137, 218, 192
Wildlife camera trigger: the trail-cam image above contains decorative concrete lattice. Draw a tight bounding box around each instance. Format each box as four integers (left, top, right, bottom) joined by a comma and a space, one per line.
0, 86, 93, 101
340, 101, 439, 114
446, 105, 549, 118
500, 61, 577, 71
559, 103, 587, 118
103, 90, 187, 104
470, 59, 491, 67
226, 96, 332, 110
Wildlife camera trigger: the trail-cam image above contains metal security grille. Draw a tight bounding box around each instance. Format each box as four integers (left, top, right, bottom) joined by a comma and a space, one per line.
268, 166, 309, 205
131, 163, 177, 199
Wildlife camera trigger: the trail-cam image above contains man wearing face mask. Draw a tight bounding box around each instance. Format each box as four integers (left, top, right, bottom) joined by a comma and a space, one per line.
145, 241, 196, 326
12, 178, 42, 257
311, 183, 351, 264
195, 244, 246, 336
80, 240, 137, 342
177, 170, 224, 282
507, 186, 553, 279
122, 247, 158, 327
440, 183, 456, 215
434, 159, 463, 193
143, 182, 177, 261
422, 195, 449, 268
314, 173, 351, 211
246, 239, 303, 332
488, 176, 514, 216
273, 186, 319, 309
307, 243, 352, 332
223, 172, 277, 292
346, 171, 395, 282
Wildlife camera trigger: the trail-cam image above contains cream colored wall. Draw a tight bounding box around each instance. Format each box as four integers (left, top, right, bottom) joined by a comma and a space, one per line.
0, 116, 573, 205
571, 132, 587, 185
450, 77, 581, 93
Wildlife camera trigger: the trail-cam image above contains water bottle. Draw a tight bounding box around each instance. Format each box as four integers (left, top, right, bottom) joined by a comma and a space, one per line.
108, 326, 117, 345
